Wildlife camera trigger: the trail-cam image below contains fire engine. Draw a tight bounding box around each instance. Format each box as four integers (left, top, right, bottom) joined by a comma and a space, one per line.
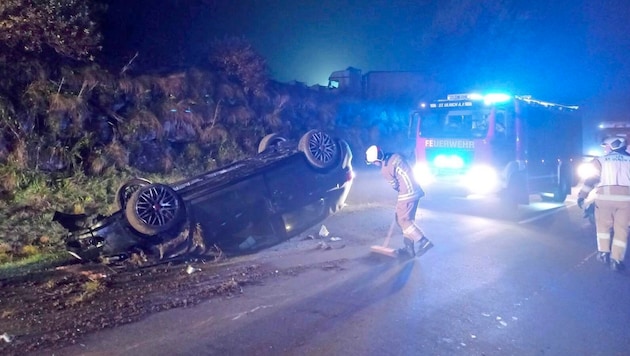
409, 93, 582, 204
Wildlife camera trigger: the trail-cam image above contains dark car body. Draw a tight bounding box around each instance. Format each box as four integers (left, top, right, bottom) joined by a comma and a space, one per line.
55, 130, 354, 262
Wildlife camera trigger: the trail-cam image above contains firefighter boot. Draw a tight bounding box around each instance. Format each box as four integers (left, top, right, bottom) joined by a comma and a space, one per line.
597, 252, 610, 264
610, 259, 625, 272
416, 237, 434, 257
397, 238, 416, 258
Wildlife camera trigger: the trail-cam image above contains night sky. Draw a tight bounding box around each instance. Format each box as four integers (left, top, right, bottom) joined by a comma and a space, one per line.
102, 0, 630, 121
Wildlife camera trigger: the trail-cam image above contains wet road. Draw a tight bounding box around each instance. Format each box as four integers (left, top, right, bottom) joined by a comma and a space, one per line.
55, 168, 630, 355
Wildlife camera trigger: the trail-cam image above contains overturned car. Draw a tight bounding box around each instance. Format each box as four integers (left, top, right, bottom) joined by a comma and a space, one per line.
54, 130, 354, 262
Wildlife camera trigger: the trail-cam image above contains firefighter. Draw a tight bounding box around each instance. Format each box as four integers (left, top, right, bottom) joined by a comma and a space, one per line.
577, 136, 630, 272
365, 145, 433, 257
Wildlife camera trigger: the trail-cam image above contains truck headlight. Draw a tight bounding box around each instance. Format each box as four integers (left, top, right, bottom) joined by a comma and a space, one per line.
413, 162, 435, 186
577, 162, 597, 180
464, 165, 499, 194
434, 154, 464, 169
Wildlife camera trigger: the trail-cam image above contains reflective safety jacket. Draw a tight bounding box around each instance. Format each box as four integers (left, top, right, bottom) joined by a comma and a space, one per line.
381, 153, 424, 202
579, 150, 630, 201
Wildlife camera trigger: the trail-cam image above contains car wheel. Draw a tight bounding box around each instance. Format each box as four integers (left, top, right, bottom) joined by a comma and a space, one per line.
125, 183, 185, 236
298, 130, 339, 169
258, 133, 287, 153
115, 177, 152, 210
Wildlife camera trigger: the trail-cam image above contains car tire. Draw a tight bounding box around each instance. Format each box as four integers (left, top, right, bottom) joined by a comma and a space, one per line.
258, 133, 287, 153
115, 177, 152, 210
298, 130, 339, 169
125, 183, 185, 236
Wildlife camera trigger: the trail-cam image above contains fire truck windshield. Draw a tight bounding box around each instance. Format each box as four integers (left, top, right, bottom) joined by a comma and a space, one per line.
419, 109, 489, 139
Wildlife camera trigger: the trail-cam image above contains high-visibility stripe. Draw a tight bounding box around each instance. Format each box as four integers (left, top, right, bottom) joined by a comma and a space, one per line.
596, 186, 630, 195
402, 224, 423, 238
595, 194, 630, 201
597, 232, 612, 240
398, 192, 420, 201
613, 239, 627, 248
395, 166, 417, 193
383, 153, 423, 201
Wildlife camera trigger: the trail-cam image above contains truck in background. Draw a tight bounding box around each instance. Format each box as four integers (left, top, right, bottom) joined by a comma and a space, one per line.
327, 67, 441, 158
409, 93, 582, 204
328, 67, 438, 102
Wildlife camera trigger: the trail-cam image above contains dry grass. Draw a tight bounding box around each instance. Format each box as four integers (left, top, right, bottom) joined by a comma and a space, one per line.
20, 244, 39, 256
155, 72, 188, 99
200, 124, 229, 144
1, 308, 14, 318
70, 279, 104, 304
121, 109, 164, 142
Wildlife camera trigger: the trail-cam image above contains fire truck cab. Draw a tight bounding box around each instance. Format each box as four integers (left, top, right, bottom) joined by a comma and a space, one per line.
410, 93, 582, 204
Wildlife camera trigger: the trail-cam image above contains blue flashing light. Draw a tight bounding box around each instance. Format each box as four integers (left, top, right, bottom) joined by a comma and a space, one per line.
446, 93, 512, 104
483, 93, 512, 105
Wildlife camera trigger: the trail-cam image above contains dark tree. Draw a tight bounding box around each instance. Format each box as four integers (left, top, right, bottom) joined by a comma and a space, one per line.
0, 0, 105, 63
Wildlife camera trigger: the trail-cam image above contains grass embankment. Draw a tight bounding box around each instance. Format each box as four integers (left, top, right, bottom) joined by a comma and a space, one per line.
0, 165, 187, 271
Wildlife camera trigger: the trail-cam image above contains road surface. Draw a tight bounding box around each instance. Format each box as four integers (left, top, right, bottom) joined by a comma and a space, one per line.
52, 168, 630, 355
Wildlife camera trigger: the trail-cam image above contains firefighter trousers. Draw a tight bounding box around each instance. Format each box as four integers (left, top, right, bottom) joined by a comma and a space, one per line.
594, 199, 630, 262
395, 198, 425, 242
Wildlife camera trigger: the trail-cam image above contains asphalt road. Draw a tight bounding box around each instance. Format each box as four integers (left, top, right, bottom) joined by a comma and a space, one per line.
54, 167, 630, 356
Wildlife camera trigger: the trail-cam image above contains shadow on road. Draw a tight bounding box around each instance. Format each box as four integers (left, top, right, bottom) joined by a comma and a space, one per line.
195, 254, 424, 354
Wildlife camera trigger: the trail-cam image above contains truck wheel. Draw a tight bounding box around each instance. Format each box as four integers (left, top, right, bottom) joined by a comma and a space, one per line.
125, 184, 185, 236
550, 180, 569, 203
298, 130, 339, 169
501, 170, 528, 207
115, 177, 152, 210
500, 183, 518, 209
258, 133, 287, 153
542, 167, 570, 203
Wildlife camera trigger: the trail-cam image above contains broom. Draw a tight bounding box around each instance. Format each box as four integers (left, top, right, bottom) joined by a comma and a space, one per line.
370, 219, 398, 257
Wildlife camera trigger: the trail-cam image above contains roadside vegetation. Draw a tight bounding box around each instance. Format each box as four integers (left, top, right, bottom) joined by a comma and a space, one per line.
0, 1, 414, 267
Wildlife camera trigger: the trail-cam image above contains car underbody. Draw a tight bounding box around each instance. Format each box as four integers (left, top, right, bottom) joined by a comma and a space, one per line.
54, 130, 354, 263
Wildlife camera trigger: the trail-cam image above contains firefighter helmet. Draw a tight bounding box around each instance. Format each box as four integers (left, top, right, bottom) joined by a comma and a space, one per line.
602, 136, 627, 151
365, 145, 383, 164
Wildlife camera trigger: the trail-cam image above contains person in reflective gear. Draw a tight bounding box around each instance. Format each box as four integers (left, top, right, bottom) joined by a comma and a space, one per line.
365, 145, 433, 257
577, 136, 630, 272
